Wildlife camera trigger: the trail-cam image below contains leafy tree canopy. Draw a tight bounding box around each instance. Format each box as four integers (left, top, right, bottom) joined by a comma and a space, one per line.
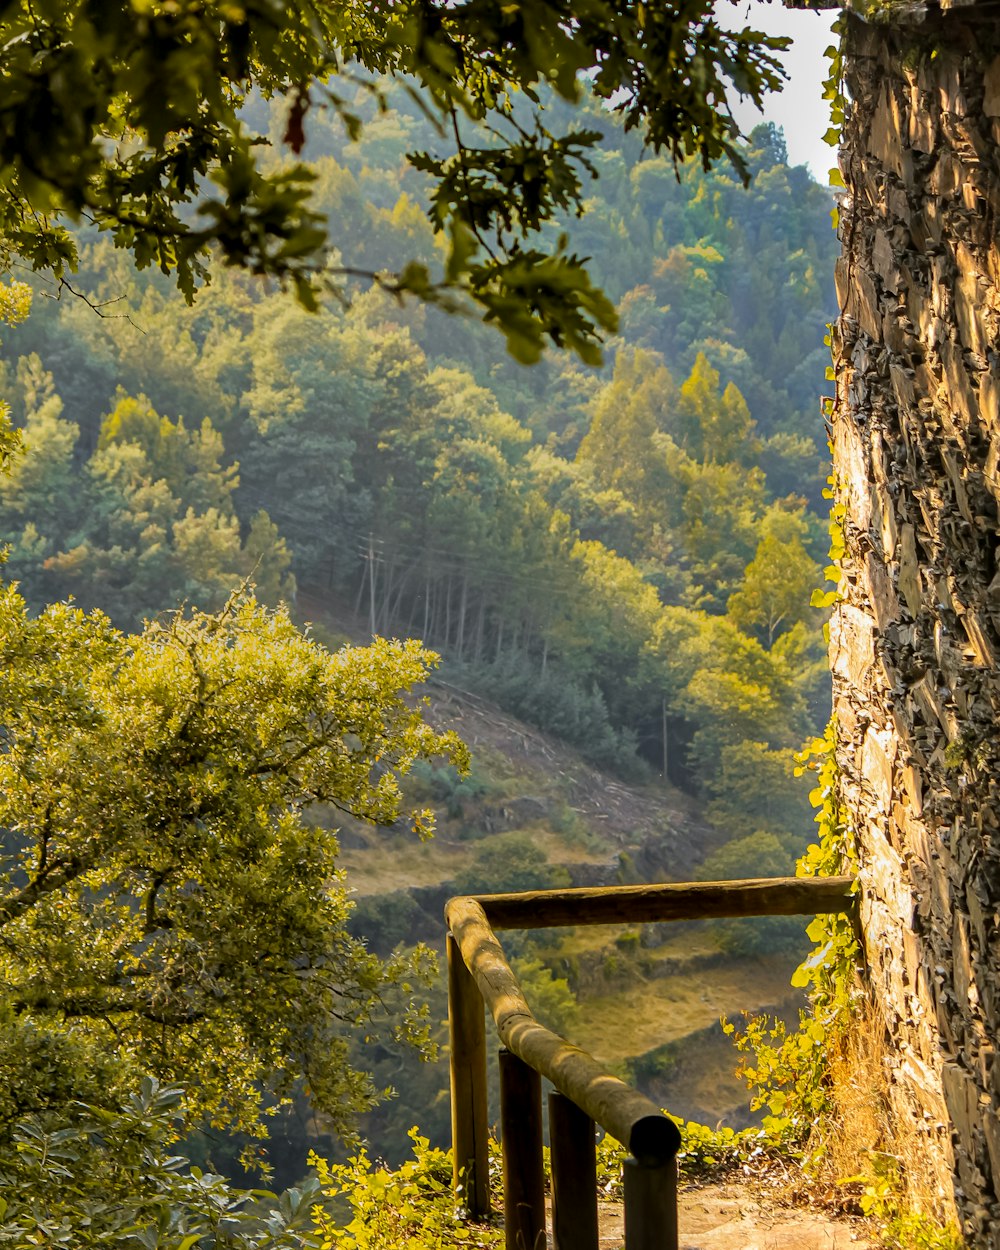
0, 0, 788, 362
0, 585, 466, 1146
0, 1079, 323, 1248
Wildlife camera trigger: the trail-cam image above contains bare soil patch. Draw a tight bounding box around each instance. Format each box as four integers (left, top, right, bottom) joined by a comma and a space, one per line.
597, 1183, 875, 1249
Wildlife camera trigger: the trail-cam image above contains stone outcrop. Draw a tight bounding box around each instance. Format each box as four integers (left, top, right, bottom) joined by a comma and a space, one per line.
835, 5, 1000, 1237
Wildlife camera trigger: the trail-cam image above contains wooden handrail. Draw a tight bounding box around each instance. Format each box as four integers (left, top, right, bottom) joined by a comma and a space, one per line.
445, 874, 858, 1249
447, 895, 682, 1165
467, 874, 857, 929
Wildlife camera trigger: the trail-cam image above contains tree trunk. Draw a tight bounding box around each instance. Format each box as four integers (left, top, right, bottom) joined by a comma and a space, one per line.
474, 597, 486, 663
661, 697, 668, 786
836, 7, 1000, 1235
432, 579, 445, 646
457, 572, 468, 661
387, 563, 411, 633
366, 534, 378, 636
379, 556, 394, 635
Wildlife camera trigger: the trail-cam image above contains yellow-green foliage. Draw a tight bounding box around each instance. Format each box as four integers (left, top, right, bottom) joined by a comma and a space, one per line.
843, 1154, 964, 1250
310, 1131, 501, 1249
0, 587, 467, 1148
596, 1117, 754, 1198
0, 280, 29, 472
716, 723, 859, 1145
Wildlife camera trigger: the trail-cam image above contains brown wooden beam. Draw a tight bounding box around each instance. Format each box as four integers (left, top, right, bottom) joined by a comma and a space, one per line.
623, 1155, 678, 1250
447, 932, 491, 1218
500, 1048, 546, 1250
455, 874, 855, 930
549, 1091, 599, 1250
446, 896, 681, 1165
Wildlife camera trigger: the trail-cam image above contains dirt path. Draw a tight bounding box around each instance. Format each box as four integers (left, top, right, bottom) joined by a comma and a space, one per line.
596, 1183, 874, 1249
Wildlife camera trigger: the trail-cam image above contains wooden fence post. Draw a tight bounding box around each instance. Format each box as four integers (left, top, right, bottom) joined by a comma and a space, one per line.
549, 1091, 598, 1250
499, 1047, 546, 1250
623, 1154, 678, 1250
447, 932, 490, 1218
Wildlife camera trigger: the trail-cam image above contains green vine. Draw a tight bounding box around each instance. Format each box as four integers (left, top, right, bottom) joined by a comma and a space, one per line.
822, 11, 849, 230
720, 721, 861, 1156
811, 469, 846, 615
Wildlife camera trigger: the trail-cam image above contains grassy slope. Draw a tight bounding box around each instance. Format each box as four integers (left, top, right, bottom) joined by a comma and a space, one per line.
302, 596, 807, 1132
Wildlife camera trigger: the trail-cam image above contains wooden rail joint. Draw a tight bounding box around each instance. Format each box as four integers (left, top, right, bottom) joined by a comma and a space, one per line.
447, 893, 681, 1166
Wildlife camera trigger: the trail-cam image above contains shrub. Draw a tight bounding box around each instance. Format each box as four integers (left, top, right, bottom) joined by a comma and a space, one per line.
696, 831, 808, 956
310, 1129, 501, 1249
0, 1078, 320, 1248
456, 832, 570, 895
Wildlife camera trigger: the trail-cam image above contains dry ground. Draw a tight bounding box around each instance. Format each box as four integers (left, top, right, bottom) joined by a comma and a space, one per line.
596, 1183, 875, 1249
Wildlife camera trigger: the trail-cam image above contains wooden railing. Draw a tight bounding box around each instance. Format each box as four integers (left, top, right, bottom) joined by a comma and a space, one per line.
445, 875, 856, 1250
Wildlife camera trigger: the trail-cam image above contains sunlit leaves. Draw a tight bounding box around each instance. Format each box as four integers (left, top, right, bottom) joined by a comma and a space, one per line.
0, 588, 466, 1140
0, 0, 790, 359
311, 1129, 501, 1249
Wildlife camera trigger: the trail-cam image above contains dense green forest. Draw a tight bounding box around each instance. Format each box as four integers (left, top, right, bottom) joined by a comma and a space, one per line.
0, 81, 842, 1185
0, 87, 837, 802
0, 0, 889, 1232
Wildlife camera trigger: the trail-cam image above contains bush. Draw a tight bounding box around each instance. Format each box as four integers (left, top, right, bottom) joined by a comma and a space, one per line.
456, 832, 570, 895
407, 760, 494, 820
311, 1129, 501, 1249
510, 956, 579, 1035
0, 1080, 504, 1250
596, 1116, 755, 1197
696, 831, 808, 957
706, 742, 813, 843
0, 1078, 320, 1248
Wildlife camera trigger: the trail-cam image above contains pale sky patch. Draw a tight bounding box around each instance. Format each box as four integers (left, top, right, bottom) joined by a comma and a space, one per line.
717, 1, 840, 182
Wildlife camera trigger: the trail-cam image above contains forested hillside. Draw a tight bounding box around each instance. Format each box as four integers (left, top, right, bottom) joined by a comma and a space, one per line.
0, 73, 845, 1189
0, 87, 837, 813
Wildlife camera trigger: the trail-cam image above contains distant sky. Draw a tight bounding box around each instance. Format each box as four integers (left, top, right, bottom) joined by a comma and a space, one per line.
716, 1, 839, 182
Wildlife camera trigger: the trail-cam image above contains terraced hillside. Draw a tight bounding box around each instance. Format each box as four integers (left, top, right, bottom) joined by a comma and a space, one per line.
324, 674, 811, 1161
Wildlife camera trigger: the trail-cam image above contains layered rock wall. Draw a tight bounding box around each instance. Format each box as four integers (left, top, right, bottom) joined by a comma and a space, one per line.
835, 6, 1000, 1237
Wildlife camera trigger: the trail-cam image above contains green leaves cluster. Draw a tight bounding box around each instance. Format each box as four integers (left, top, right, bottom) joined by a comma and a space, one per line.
0, 0, 791, 359
0, 1079, 322, 1248
595, 1115, 756, 1198
310, 1130, 500, 1249
0, 1083, 513, 1249
0, 586, 466, 1144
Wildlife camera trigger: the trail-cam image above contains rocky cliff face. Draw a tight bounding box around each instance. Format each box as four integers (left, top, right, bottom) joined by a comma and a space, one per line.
835, 5, 1000, 1237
